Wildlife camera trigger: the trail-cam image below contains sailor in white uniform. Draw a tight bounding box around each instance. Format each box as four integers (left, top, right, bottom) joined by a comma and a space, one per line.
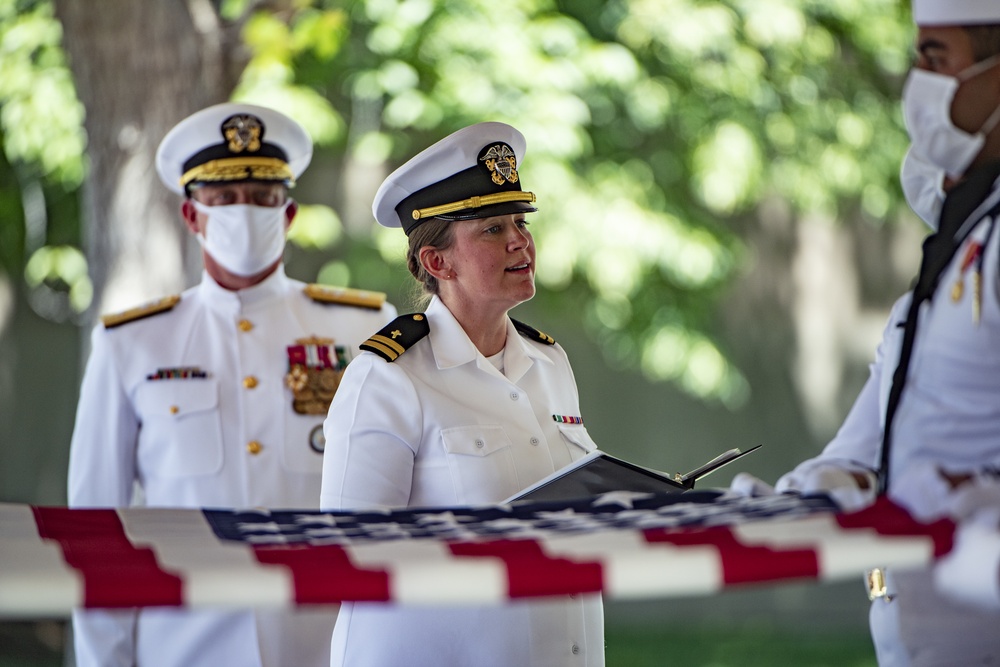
732, 2, 1000, 663
67, 102, 397, 667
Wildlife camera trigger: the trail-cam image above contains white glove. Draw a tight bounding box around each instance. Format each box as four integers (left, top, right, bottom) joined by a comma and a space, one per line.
934, 507, 1000, 610
776, 463, 877, 512
888, 460, 954, 522
946, 473, 1000, 522
726, 472, 776, 498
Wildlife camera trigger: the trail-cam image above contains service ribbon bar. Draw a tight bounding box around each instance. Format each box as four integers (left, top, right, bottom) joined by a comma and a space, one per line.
146, 367, 207, 380
552, 415, 584, 424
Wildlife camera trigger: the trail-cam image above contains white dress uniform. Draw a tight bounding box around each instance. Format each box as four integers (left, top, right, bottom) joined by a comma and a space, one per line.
321, 296, 605, 667
68, 266, 397, 667
781, 178, 1000, 663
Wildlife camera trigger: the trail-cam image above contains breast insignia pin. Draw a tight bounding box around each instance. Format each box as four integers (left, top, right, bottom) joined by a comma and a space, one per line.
284, 336, 350, 415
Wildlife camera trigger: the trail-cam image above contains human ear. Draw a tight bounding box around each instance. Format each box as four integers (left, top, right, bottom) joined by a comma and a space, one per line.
181, 199, 201, 235
284, 199, 298, 230
419, 246, 453, 280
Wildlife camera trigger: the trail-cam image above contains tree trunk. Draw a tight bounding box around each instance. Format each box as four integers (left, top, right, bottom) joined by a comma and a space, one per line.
52, 0, 247, 322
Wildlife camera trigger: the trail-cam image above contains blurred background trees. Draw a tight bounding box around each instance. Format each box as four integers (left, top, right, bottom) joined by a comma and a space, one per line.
1, 1, 919, 662
0, 0, 923, 516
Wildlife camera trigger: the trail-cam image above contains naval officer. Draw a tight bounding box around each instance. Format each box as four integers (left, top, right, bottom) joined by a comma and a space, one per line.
67, 102, 397, 667
320, 122, 605, 666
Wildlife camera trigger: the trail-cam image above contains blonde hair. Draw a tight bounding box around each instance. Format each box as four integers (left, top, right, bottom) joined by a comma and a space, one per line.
405, 218, 455, 306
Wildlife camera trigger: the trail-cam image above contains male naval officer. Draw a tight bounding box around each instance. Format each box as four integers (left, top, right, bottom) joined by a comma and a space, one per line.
67, 103, 397, 667
731, 1, 1000, 664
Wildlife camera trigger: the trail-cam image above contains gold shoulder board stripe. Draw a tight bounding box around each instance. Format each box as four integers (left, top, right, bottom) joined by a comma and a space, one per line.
360, 313, 429, 362
304, 284, 387, 310
101, 295, 181, 329
511, 318, 555, 345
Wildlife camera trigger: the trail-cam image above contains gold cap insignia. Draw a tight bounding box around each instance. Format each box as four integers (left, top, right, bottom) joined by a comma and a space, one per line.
480, 144, 519, 185
222, 114, 263, 154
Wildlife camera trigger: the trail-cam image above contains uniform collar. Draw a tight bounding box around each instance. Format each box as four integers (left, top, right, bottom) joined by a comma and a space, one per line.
940, 160, 1000, 237
199, 264, 289, 311
426, 296, 550, 382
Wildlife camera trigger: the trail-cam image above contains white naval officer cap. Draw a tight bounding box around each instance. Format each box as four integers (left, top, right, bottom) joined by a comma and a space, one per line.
372, 121, 538, 235
155, 102, 312, 195
913, 0, 1000, 25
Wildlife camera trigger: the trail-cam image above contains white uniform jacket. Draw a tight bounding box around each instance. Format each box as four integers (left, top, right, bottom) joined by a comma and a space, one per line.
321, 296, 605, 667
788, 182, 1000, 494
67, 266, 396, 667
785, 174, 1000, 665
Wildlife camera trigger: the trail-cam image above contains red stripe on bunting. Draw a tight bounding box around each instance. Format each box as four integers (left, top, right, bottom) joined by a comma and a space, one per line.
836, 496, 956, 557
252, 544, 391, 604
31, 507, 183, 608
449, 539, 604, 598
644, 527, 820, 585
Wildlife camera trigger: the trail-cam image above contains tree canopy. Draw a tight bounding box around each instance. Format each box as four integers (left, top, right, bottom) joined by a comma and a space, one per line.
0, 0, 916, 404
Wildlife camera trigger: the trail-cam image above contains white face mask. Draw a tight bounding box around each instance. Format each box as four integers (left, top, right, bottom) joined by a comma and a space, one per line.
902, 55, 1000, 179
900, 147, 945, 229
193, 201, 289, 277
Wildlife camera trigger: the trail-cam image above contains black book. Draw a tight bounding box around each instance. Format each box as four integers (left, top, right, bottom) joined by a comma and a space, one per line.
504, 445, 762, 503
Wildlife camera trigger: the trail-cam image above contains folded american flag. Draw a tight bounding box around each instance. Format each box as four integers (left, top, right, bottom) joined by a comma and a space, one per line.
0, 493, 953, 616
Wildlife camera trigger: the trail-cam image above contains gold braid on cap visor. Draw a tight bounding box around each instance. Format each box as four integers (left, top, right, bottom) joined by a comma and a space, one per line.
411, 191, 537, 220
180, 157, 294, 188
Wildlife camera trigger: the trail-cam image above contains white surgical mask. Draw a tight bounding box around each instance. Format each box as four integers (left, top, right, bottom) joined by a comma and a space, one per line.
900, 147, 945, 229
902, 55, 1000, 179
193, 200, 289, 276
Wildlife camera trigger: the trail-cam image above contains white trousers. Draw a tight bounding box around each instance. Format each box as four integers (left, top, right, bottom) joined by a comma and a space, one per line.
869, 567, 1000, 666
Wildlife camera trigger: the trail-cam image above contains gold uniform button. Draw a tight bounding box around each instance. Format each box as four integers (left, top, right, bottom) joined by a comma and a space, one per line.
238, 319, 254, 332
247, 441, 263, 455
169, 405, 180, 415
243, 376, 259, 389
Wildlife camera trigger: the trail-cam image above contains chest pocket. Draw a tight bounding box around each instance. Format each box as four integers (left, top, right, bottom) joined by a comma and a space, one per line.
440, 424, 517, 503
134, 378, 224, 477
556, 423, 599, 460
282, 414, 326, 474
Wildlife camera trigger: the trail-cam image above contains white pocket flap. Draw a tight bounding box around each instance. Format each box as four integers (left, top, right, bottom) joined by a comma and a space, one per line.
135, 378, 219, 419
440, 424, 512, 457
556, 423, 599, 453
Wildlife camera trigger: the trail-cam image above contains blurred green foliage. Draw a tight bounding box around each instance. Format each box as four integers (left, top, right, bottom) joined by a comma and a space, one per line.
0, 0, 915, 399
605, 621, 877, 666
0, 0, 83, 185
0, 0, 83, 319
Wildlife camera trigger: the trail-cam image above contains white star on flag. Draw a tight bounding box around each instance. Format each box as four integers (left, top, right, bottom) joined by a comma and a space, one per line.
592, 491, 655, 509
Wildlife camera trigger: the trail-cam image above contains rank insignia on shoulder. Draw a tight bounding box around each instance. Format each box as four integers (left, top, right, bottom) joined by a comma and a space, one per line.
511, 319, 555, 345
304, 284, 387, 310
101, 295, 181, 328
360, 313, 429, 362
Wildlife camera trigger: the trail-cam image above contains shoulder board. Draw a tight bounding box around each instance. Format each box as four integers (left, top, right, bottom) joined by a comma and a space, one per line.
304, 284, 387, 310
512, 319, 555, 345
101, 295, 181, 329
360, 313, 429, 362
